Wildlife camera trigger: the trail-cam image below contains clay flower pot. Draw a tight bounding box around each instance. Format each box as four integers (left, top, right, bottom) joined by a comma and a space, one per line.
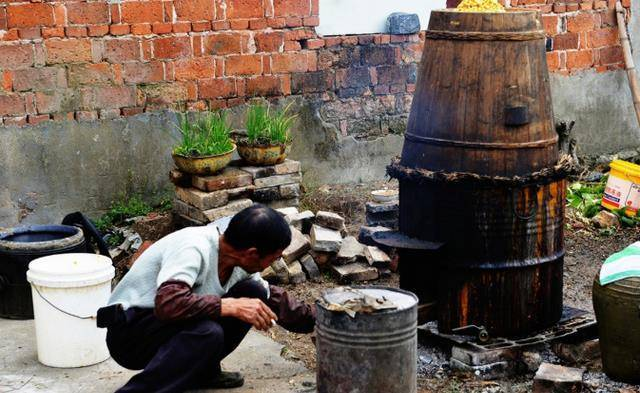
237, 142, 291, 166
172, 144, 236, 175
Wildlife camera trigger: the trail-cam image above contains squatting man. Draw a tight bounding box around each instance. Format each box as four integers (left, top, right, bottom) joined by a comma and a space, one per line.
97, 204, 316, 392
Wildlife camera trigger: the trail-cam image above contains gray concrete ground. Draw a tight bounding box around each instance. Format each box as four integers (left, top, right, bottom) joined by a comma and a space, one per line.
0, 319, 315, 393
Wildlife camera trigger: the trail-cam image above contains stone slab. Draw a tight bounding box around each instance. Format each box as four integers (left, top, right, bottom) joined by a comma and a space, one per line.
387, 12, 420, 35
191, 167, 253, 192
315, 211, 345, 230
240, 165, 277, 179
254, 174, 302, 188
288, 260, 307, 284
0, 319, 313, 393
365, 201, 399, 214
280, 183, 301, 199
253, 186, 282, 202
358, 225, 392, 247
276, 207, 299, 217
309, 250, 336, 268
332, 262, 379, 283
226, 185, 255, 200
310, 224, 342, 252
176, 186, 229, 210
364, 245, 391, 268
261, 266, 278, 284
274, 159, 301, 175
336, 236, 365, 265
533, 363, 585, 393
265, 198, 299, 209
282, 227, 311, 264
286, 210, 315, 234
299, 254, 321, 281
271, 257, 290, 284
174, 198, 253, 223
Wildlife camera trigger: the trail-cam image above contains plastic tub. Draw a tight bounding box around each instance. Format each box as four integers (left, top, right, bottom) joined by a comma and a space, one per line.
26, 253, 114, 368
602, 160, 640, 216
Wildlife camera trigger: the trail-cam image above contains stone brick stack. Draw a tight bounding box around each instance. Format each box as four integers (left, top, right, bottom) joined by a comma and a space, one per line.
261, 209, 392, 286
170, 159, 302, 225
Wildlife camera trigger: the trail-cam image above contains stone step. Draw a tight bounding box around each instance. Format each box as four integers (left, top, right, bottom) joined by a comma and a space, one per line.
332, 263, 379, 283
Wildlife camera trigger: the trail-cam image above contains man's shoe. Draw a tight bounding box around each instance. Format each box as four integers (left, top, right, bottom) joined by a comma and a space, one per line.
211, 371, 245, 389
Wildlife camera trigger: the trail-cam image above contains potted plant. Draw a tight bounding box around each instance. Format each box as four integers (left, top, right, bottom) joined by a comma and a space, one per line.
236, 102, 296, 166
172, 111, 236, 175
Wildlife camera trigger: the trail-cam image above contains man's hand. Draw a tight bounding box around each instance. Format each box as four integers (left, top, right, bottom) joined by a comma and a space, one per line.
220, 298, 278, 331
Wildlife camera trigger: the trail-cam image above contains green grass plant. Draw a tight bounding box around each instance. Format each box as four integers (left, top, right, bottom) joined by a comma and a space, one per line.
245, 102, 296, 145
173, 111, 234, 157
93, 195, 153, 232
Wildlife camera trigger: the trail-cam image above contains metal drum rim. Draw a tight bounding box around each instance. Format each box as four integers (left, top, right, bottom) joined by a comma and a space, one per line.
316, 286, 419, 314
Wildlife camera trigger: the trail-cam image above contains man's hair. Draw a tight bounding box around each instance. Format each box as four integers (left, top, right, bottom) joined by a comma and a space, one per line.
224, 204, 292, 256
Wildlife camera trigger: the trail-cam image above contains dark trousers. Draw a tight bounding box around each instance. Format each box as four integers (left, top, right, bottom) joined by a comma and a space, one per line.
102, 279, 268, 393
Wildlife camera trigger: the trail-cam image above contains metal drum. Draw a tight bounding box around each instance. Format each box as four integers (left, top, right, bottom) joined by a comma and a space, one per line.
316, 287, 418, 393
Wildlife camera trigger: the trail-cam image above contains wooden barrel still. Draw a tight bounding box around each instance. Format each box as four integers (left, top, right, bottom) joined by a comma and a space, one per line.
401, 9, 557, 177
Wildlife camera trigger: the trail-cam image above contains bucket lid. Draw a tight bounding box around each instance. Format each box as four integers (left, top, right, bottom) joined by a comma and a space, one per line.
27, 253, 114, 288
319, 286, 418, 315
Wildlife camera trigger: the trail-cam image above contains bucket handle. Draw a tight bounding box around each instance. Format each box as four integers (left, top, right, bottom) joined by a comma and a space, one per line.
512, 188, 538, 221
32, 285, 96, 320
61, 212, 111, 257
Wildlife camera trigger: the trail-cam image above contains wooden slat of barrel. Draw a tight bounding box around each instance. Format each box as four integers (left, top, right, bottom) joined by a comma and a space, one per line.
401, 10, 557, 177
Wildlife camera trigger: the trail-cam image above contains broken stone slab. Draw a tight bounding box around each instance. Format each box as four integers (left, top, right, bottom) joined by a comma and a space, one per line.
254, 174, 302, 188
450, 346, 518, 379
271, 258, 289, 284
387, 12, 420, 35
449, 358, 513, 380
175, 186, 229, 210
311, 225, 343, 252
552, 339, 601, 366
225, 185, 255, 200
358, 225, 392, 247
240, 165, 276, 179
309, 250, 336, 268
282, 227, 311, 264
336, 236, 366, 265
591, 210, 619, 229
286, 210, 315, 234
131, 213, 174, 241
174, 198, 253, 223
253, 186, 282, 202
261, 266, 278, 284
169, 168, 192, 187
365, 216, 398, 229
315, 211, 345, 231
288, 260, 307, 284
276, 207, 299, 217
364, 246, 391, 268
533, 363, 584, 393
274, 159, 301, 175
365, 201, 399, 214
332, 262, 379, 283
280, 183, 301, 199
191, 167, 253, 192
265, 198, 300, 209
299, 254, 321, 281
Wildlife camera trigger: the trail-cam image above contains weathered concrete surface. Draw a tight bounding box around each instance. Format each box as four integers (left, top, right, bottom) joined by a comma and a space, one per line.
0, 111, 179, 227
0, 319, 314, 393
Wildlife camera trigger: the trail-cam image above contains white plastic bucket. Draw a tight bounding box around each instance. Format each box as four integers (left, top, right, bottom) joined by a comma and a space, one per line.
26, 253, 115, 368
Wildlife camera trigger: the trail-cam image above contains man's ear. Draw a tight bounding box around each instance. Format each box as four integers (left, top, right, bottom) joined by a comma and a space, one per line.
246, 247, 260, 259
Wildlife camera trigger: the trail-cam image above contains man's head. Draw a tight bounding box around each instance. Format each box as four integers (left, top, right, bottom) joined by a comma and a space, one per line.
221, 204, 292, 273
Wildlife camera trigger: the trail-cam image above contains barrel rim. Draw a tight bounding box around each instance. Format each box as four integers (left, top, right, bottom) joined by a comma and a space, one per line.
0, 225, 84, 252
316, 286, 418, 314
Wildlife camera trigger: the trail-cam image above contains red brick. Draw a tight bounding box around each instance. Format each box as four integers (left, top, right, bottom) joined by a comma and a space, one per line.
41, 26, 64, 39
28, 114, 50, 125
304, 38, 324, 49
285, 17, 302, 27
110, 24, 131, 35
121, 1, 164, 24
68, 63, 116, 86
2, 71, 11, 92
587, 28, 619, 48
18, 28, 40, 40
172, 22, 192, 33
198, 78, 236, 98
110, 3, 121, 24
152, 22, 173, 34
45, 39, 92, 64
3, 29, 20, 41
65, 26, 88, 37
567, 13, 597, 33
246, 75, 281, 96
249, 18, 268, 30
82, 86, 136, 109
212, 21, 230, 30
0, 94, 25, 116
303, 16, 319, 27
229, 19, 249, 29
142, 39, 153, 61
75, 110, 98, 121
255, 32, 284, 52
192, 21, 211, 32
566, 49, 594, 69
0, 8, 6, 31
284, 41, 301, 51
138, 82, 191, 107
153, 36, 192, 59
122, 106, 144, 116
35, 89, 79, 113
267, 17, 287, 28
598, 46, 624, 64
87, 25, 110, 37
3, 116, 27, 126
541, 15, 559, 36
271, 52, 309, 73
546, 51, 560, 70
104, 39, 141, 63
174, 57, 216, 81
553, 33, 580, 50
225, 54, 261, 75
204, 33, 245, 55
131, 23, 152, 35
7, 3, 54, 28
174, 0, 214, 21
51, 112, 75, 121
123, 61, 164, 84
226, 0, 264, 19
67, 2, 110, 25
273, 0, 310, 17
12, 67, 66, 91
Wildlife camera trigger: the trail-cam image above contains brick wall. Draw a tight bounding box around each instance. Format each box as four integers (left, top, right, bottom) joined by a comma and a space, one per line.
0, 0, 420, 135
0, 0, 630, 130
447, 0, 630, 74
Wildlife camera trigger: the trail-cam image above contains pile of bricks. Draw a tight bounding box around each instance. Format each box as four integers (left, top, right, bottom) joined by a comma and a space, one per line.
170, 159, 302, 225
262, 209, 392, 286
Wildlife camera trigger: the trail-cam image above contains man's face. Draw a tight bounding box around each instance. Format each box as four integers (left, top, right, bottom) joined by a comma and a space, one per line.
241, 248, 284, 273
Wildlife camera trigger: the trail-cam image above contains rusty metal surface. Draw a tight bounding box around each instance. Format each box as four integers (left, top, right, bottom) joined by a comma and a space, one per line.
372, 231, 444, 250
